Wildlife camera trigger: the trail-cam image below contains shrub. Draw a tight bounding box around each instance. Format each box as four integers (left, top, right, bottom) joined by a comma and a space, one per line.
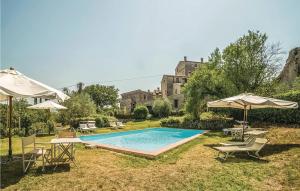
46, 120, 55, 135
160, 117, 181, 127
95, 115, 110, 127
133, 105, 149, 120
30, 122, 47, 134
199, 111, 234, 130
153, 99, 172, 118
58, 93, 97, 125
170, 109, 185, 116
181, 114, 200, 129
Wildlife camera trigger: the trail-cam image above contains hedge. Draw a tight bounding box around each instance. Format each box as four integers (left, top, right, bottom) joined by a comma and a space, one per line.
212, 90, 300, 124
160, 112, 234, 130
70, 115, 112, 128
160, 117, 181, 127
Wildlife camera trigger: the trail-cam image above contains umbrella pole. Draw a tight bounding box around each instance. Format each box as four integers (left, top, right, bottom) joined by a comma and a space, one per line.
8, 96, 13, 158
242, 106, 246, 141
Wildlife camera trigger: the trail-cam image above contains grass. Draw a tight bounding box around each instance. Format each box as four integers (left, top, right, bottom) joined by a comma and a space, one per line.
1, 121, 300, 191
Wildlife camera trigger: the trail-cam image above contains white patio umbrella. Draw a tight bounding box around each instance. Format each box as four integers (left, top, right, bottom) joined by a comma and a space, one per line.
207, 93, 298, 138
27, 100, 67, 110
0, 68, 69, 158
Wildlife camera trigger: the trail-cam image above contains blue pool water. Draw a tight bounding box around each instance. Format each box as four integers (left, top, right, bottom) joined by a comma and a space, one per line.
80, 128, 204, 152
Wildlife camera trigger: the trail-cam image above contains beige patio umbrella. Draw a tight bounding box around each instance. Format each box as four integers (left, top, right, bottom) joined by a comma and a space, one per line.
207, 93, 298, 138
0, 68, 69, 158
27, 100, 67, 110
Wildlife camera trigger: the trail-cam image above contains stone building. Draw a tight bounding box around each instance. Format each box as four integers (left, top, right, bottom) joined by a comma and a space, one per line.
161, 56, 206, 110
120, 88, 161, 114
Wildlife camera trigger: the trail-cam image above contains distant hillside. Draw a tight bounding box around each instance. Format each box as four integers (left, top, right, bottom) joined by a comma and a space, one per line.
278, 47, 300, 82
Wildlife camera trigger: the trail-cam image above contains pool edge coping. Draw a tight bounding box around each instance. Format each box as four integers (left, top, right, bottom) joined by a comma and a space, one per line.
82, 129, 209, 159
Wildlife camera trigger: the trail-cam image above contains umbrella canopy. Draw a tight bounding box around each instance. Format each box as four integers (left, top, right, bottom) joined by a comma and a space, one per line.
27, 100, 67, 110
207, 93, 298, 140
0, 68, 69, 159
207, 93, 298, 110
0, 69, 69, 101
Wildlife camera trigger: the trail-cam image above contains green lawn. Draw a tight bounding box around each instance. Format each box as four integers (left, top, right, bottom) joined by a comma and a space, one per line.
1, 121, 300, 191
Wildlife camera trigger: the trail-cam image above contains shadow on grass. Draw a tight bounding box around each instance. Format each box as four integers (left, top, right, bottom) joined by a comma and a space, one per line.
0, 154, 70, 189
262, 144, 300, 157
204, 143, 300, 163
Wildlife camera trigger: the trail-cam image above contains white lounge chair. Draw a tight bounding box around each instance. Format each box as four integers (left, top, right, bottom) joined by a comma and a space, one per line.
109, 122, 118, 130
87, 122, 97, 131
78, 124, 90, 133
214, 138, 268, 160
116, 121, 125, 129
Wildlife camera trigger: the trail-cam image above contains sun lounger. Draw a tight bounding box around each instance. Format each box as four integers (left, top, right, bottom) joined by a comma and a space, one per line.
219, 136, 255, 146
87, 122, 97, 131
214, 138, 268, 160
78, 124, 91, 133
116, 121, 125, 129
109, 122, 118, 130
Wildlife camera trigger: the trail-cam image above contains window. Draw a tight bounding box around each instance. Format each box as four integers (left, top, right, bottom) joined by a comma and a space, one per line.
144, 95, 146, 100
176, 78, 179, 83
174, 99, 178, 108
175, 89, 177, 94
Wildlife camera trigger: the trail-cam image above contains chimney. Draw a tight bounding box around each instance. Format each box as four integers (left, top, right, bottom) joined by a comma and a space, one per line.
184, 56, 187, 62
157, 87, 160, 91
201, 57, 204, 63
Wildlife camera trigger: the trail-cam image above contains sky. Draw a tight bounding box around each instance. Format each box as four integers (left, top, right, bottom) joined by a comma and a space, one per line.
1, 0, 300, 94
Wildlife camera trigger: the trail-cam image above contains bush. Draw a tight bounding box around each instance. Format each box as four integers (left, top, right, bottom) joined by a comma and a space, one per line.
160, 117, 181, 127
58, 93, 97, 125
95, 115, 110, 127
115, 113, 132, 119
181, 114, 200, 129
170, 109, 185, 116
153, 99, 172, 118
133, 105, 149, 120
46, 120, 55, 135
199, 111, 234, 130
30, 122, 47, 134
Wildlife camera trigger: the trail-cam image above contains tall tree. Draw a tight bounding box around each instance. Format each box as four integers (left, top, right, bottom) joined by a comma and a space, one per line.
222, 30, 282, 92
83, 84, 119, 110
184, 30, 283, 117
76, 82, 84, 93
59, 93, 96, 124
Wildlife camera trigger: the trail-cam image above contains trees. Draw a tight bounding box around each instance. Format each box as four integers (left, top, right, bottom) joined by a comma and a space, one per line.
152, 99, 172, 118
133, 105, 149, 120
83, 84, 119, 111
184, 48, 236, 117
184, 30, 283, 117
76, 82, 85, 93
222, 31, 282, 93
59, 93, 96, 125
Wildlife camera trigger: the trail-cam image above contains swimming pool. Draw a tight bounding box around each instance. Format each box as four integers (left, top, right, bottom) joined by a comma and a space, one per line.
80, 128, 205, 158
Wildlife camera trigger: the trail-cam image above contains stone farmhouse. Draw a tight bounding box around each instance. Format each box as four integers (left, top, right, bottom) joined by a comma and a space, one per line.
120, 56, 206, 113
161, 56, 206, 110
120, 88, 161, 114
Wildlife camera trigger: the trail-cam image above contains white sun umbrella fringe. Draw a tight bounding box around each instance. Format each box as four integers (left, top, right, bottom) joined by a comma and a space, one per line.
207, 93, 298, 139
0, 68, 69, 159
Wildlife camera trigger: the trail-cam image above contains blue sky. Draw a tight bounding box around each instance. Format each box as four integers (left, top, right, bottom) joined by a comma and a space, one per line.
1, 0, 300, 93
